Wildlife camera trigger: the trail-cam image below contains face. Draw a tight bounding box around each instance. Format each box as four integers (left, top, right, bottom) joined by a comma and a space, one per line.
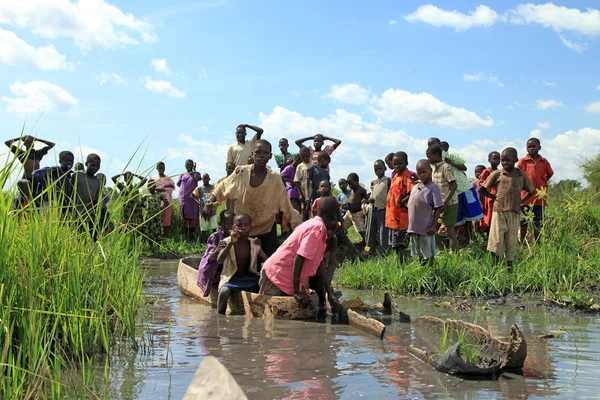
526, 140, 540, 156
489, 153, 500, 168
427, 138, 439, 148
313, 135, 324, 150
185, 160, 194, 172
318, 181, 331, 196
221, 216, 234, 234
226, 163, 235, 176
339, 180, 348, 192
60, 155, 74, 170
233, 215, 252, 237
252, 142, 271, 167
86, 159, 101, 175
347, 179, 358, 190
501, 152, 517, 171
416, 164, 432, 183
426, 150, 440, 164
202, 175, 210, 185
300, 149, 311, 163
474, 167, 485, 180
393, 156, 408, 173
374, 162, 385, 178
385, 158, 394, 170
279, 139, 289, 153
292, 155, 302, 167
75, 162, 84, 171
157, 163, 165, 174
318, 157, 330, 169
236, 126, 247, 142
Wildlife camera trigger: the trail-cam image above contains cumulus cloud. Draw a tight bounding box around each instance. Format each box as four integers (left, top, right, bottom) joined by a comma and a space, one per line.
509, 3, 600, 36
537, 121, 551, 129
596, 85, 600, 91
0, 28, 73, 70
165, 134, 231, 184
585, 102, 600, 113
0, 0, 157, 50
404, 4, 501, 31
95, 72, 126, 85
541, 128, 600, 180
543, 81, 556, 86
1, 80, 79, 117
325, 83, 375, 105
463, 72, 503, 86
144, 77, 185, 98
151, 58, 171, 75
537, 99, 563, 110
559, 35, 587, 53
388, 20, 397, 25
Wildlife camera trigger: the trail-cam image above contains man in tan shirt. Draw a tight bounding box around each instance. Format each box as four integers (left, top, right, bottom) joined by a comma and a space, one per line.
226, 124, 263, 167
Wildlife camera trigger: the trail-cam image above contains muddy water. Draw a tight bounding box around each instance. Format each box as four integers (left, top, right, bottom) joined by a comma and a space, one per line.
106, 260, 600, 399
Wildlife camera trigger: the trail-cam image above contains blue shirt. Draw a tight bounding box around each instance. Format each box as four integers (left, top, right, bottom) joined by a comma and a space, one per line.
306, 165, 330, 201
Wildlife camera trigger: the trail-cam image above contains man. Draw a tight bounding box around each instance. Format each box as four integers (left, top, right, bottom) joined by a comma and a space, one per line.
226, 124, 263, 167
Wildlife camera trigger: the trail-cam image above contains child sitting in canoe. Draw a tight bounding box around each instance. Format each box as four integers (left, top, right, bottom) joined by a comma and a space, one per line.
196, 210, 235, 297
212, 213, 268, 314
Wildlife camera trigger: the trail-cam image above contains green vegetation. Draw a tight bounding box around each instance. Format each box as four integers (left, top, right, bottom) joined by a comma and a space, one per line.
455, 329, 484, 365
337, 189, 600, 308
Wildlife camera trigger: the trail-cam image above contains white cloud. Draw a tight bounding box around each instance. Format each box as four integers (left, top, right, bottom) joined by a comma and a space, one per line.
0, 28, 73, 70
376, 88, 494, 129
95, 72, 126, 85
0, 0, 157, 50
530, 129, 542, 137
151, 58, 171, 75
585, 102, 600, 113
543, 81, 556, 86
165, 135, 231, 183
541, 128, 600, 181
537, 99, 563, 110
404, 4, 500, 31
537, 121, 550, 129
1, 80, 79, 117
325, 83, 375, 105
509, 3, 600, 36
199, 69, 208, 79
144, 77, 185, 98
559, 35, 587, 53
595, 85, 600, 91
463, 72, 503, 86
388, 20, 397, 25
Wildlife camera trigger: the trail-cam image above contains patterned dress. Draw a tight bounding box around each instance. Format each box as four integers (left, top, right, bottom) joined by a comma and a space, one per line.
143, 193, 167, 242
117, 182, 144, 228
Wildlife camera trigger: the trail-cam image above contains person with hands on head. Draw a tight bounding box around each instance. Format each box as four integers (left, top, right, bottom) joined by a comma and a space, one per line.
5, 135, 55, 180
295, 133, 341, 172
226, 124, 264, 167
293, 146, 313, 221
177, 159, 202, 240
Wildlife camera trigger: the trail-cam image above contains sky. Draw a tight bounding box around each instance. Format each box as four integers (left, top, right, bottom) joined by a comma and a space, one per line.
1, 0, 599, 194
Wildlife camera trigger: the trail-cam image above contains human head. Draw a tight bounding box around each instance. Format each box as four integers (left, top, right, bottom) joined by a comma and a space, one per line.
346, 173, 359, 190
278, 138, 289, 154
253, 139, 272, 167
488, 151, 500, 168
226, 162, 236, 176
426, 144, 442, 164
202, 173, 210, 186
313, 134, 324, 151
526, 138, 541, 157
156, 161, 166, 175
299, 146, 310, 163
385, 153, 395, 170
185, 159, 194, 172
147, 178, 156, 194
123, 171, 133, 184
501, 147, 518, 171
427, 137, 441, 148
317, 152, 331, 169
59, 151, 74, 170
392, 152, 408, 174
441, 141, 449, 153
316, 196, 339, 229
318, 180, 331, 197
338, 178, 348, 192
85, 154, 101, 176
415, 159, 432, 184
233, 213, 252, 237
474, 165, 486, 180
374, 159, 386, 178
292, 154, 302, 167
219, 210, 235, 235
74, 162, 84, 172
235, 125, 247, 143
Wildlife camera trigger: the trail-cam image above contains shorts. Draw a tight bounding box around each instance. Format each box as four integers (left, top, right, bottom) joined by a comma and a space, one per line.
200, 215, 218, 231
388, 229, 409, 249
222, 275, 260, 293
410, 234, 437, 259
487, 211, 520, 261
456, 187, 483, 226
343, 210, 366, 233
441, 203, 459, 227
520, 205, 543, 225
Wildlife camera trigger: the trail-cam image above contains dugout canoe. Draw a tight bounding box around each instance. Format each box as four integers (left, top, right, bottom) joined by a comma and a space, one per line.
177, 257, 318, 319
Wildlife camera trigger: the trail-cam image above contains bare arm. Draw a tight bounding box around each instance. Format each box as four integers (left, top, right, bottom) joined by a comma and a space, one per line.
323, 135, 342, 149
444, 181, 457, 205
243, 124, 263, 139
293, 254, 305, 295
478, 185, 496, 200
216, 241, 235, 264
521, 188, 536, 206
295, 136, 314, 148
111, 173, 123, 184
35, 137, 55, 151
428, 207, 443, 235
258, 249, 268, 263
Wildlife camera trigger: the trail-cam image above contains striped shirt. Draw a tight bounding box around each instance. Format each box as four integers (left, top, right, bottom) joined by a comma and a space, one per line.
481, 168, 535, 214
431, 162, 458, 206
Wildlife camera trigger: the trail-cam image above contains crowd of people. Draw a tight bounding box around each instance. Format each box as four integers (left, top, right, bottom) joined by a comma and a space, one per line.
6, 125, 553, 312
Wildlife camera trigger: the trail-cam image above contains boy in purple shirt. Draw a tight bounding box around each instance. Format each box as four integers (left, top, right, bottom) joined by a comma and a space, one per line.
407, 160, 444, 265
280, 155, 302, 214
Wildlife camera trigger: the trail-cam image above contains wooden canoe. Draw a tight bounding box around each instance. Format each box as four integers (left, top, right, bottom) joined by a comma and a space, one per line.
177, 257, 317, 320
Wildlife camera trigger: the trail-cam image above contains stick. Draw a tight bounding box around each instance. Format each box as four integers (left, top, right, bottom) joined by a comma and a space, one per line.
347, 309, 386, 339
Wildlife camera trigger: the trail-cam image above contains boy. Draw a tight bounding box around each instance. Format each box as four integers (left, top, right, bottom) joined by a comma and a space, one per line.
177, 159, 202, 240
215, 162, 236, 212
69, 154, 102, 238
517, 138, 554, 242
426, 145, 459, 252
369, 160, 391, 255
274, 138, 297, 171
5, 135, 55, 181
197, 173, 217, 243
345, 172, 369, 245
337, 178, 351, 211
295, 133, 341, 171
197, 210, 235, 296
280, 155, 302, 214
112, 171, 147, 232
479, 148, 535, 270
407, 160, 444, 265
32, 150, 75, 207
226, 124, 263, 167
385, 152, 414, 263
213, 213, 268, 314
294, 147, 312, 220
477, 151, 500, 234
311, 180, 336, 214
306, 153, 331, 206
12, 179, 33, 214
142, 179, 167, 243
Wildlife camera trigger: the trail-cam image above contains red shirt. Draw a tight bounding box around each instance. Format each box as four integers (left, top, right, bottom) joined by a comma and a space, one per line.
517, 154, 554, 206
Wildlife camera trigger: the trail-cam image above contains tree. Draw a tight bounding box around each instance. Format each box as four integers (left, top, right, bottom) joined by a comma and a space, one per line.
580, 153, 600, 190
551, 179, 582, 192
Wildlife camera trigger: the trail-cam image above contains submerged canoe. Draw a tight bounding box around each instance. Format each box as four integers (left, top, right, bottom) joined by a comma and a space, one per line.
177, 257, 317, 320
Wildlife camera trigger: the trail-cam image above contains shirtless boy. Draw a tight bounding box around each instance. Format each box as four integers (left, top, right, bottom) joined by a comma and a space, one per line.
344, 173, 369, 245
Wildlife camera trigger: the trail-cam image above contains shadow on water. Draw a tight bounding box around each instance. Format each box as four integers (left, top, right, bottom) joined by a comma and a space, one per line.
101, 260, 600, 399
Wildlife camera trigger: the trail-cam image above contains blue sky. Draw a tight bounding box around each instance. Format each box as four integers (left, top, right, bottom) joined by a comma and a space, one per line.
1, 0, 599, 192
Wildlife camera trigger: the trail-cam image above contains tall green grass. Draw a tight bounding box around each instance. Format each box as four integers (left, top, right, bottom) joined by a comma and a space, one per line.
337, 190, 600, 303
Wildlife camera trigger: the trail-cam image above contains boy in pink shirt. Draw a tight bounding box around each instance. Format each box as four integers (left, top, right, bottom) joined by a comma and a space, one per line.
259, 197, 340, 309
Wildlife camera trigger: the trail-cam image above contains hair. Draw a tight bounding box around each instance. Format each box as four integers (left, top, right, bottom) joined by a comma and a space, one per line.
316, 196, 338, 219
385, 152, 395, 162
202, 173, 210, 179
441, 141, 449, 150
185, 159, 194, 164
279, 138, 288, 144
319, 179, 331, 187
236, 124, 246, 132
338, 178, 347, 184
374, 159, 386, 168
59, 151, 74, 161
527, 137, 541, 146
157, 161, 165, 168
219, 209, 235, 224
475, 164, 486, 171
299, 146, 310, 155
314, 133, 324, 141
427, 144, 442, 157
347, 172, 359, 182
234, 213, 252, 224
488, 151, 500, 159
255, 139, 272, 152
502, 147, 518, 160
226, 162, 235, 168
394, 151, 408, 163
87, 153, 101, 163
317, 152, 331, 162
428, 137, 441, 146
416, 159, 431, 170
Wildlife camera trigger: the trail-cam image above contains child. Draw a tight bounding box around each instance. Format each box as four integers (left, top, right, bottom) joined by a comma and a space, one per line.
32, 150, 74, 205
407, 160, 444, 265
311, 180, 337, 214
197, 210, 235, 297
426, 145, 459, 252
293, 147, 312, 220
5, 135, 55, 181
112, 171, 147, 231
479, 148, 535, 270
306, 153, 331, 206
214, 162, 236, 212
477, 152, 500, 234
385, 152, 415, 263
369, 160, 391, 255
142, 179, 167, 243
275, 138, 297, 171
280, 155, 302, 214
213, 213, 268, 314
69, 154, 102, 237
345, 172, 369, 245
153, 162, 175, 236
198, 173, 217, 243
177, 159, 202, 240
12, 179, 33, 214
295, 133, 341, 171
337, 178, 351, 211
517, 138, 554, 242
